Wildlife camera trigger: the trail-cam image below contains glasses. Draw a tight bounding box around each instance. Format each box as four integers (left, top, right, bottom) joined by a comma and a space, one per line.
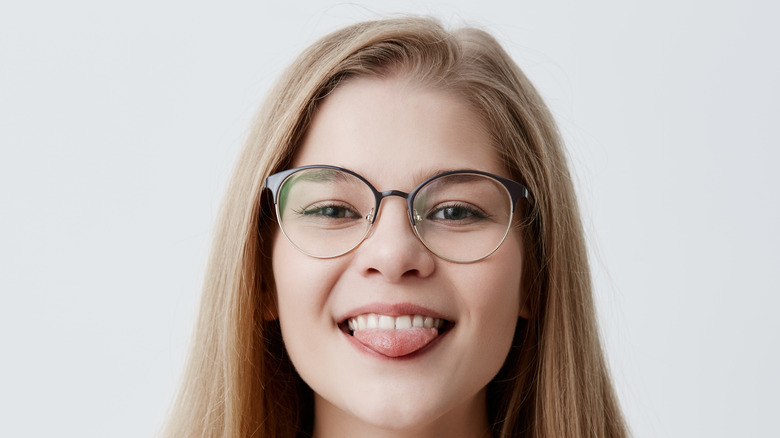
264, 165, 530, 263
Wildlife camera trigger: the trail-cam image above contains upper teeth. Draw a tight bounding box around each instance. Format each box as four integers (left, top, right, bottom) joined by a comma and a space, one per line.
348, 314, 443, 332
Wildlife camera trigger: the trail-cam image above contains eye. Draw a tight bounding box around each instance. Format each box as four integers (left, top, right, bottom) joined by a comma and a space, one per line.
428, 203, 488, 223
297, 202, 361, 219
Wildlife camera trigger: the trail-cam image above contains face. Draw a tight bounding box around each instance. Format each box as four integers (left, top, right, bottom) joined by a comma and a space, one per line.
272, 75, 525, 435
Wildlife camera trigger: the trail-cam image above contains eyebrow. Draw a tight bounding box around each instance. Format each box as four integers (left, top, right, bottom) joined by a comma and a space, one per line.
293, 168, 358, 184
294, 166, 492, 191
307, 166, 464, 187
413, 168, 463, 184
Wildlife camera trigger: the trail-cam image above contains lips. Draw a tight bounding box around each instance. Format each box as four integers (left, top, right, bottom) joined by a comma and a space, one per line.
340, 310, 453, 358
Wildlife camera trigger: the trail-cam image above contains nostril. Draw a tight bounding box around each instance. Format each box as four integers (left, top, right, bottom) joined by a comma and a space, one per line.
401, 268, 422, 278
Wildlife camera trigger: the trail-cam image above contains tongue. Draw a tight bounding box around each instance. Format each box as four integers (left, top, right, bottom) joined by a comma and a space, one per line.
353, 328, 439, 357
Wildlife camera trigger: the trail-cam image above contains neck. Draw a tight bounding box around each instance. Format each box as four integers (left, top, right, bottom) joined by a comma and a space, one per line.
311, 388, 492, 438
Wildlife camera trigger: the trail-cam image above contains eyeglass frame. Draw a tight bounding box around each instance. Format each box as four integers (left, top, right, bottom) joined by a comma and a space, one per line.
263, 164, 531, 263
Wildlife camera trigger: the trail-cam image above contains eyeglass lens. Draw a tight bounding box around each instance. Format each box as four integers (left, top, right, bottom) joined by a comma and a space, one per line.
275, 167, 515, 262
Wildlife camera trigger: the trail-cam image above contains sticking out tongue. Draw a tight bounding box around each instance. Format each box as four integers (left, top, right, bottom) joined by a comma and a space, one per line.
353, 327, 439, 357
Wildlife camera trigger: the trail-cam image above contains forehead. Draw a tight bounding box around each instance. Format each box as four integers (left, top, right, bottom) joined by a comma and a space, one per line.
293, 76, 505, 189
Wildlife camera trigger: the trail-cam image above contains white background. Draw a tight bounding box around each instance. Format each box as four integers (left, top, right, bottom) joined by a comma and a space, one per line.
1, 1, 778, 436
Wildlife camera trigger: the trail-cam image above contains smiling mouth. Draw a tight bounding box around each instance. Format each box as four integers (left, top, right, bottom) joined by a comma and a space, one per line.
339, 314, 454, 358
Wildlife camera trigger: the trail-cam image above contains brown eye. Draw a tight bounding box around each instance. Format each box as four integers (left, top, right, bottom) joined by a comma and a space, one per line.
428, 203, 487, 222
298, 203, 360, 219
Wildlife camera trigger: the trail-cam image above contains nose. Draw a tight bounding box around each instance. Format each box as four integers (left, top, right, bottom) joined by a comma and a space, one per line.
352, 197, 435, 282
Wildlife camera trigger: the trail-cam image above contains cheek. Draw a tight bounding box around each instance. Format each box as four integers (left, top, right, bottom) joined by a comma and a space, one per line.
472, 268, 522, 342
271, 235, 326, 367
272, 233, 321, 311
272, 233, 318, 327
457, 233, 524, 354
476, 239, 524, 361
486, 230, 524, 312
271, 231, 347, 330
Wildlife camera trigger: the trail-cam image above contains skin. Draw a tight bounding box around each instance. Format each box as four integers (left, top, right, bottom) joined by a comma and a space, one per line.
272, 75, 526, 438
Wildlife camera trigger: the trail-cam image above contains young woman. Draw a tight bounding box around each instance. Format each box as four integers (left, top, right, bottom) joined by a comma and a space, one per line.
164, 17, 628, 438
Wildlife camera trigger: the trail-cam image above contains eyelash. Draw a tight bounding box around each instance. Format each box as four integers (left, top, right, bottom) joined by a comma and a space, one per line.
426, 202, 488, 222
295, 202, 361, 219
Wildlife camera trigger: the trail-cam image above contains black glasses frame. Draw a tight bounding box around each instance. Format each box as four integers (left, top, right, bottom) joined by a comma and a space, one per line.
264, 165, 531, 262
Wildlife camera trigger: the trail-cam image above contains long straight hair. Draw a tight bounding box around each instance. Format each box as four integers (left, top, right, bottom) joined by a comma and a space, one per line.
163, 17, 629, 438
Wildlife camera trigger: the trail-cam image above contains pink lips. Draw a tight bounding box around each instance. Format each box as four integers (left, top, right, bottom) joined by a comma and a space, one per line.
353, 327, 439, 357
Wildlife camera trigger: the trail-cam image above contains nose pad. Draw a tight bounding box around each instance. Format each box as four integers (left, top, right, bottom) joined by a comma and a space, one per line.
364, 198, 416, 242
354, 198, 435, 281
412, 208, 422, 224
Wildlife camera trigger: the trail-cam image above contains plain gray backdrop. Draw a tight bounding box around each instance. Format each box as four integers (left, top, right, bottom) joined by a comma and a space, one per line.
1, 1, 778, 436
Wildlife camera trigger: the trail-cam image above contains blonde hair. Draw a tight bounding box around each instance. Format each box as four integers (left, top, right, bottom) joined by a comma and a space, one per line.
163, 17, 628, 438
